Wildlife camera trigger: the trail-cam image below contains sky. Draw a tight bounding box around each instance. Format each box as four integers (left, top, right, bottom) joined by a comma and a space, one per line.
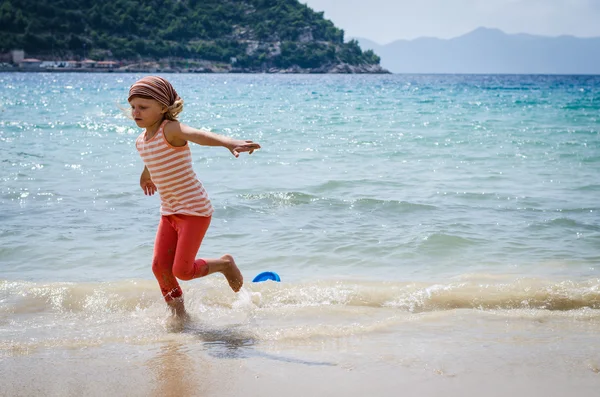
302, 0, 600, 44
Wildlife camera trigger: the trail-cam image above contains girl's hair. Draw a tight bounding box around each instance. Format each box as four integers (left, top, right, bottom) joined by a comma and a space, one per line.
164, 97, 184, 121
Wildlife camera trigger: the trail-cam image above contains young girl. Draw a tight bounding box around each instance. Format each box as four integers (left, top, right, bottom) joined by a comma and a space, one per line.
129, 76, 260, 317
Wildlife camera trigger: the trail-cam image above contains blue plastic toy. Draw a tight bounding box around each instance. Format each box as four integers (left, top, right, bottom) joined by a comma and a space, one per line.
252, 271, 281, 283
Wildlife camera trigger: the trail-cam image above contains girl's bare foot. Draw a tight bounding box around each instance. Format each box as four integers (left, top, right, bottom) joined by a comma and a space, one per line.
220, 254, 243, 292
167, 298, 189, 320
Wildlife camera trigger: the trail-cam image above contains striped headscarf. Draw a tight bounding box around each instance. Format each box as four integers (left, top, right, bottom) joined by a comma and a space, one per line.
128, 76, 180, 107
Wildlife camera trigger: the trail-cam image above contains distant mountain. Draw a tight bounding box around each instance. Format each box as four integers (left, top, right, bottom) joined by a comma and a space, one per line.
353, 28, 600, 74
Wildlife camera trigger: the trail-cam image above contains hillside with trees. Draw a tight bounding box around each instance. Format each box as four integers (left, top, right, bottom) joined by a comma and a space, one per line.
0, 0, 386, 73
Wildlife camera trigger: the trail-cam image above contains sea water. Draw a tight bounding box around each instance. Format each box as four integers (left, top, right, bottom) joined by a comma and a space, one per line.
1, 73, 599, 396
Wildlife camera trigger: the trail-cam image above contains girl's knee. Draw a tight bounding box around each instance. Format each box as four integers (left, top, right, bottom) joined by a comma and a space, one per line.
172, 260, 195, 281
152, 246, 176, 274
152, 258, 175, 280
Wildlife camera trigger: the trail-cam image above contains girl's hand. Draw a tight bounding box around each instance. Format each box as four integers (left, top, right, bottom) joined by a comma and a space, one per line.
140, 171, 157, 196
228, 140, 261, 158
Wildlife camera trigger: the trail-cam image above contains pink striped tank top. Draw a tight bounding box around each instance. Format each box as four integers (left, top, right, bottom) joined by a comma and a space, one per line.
136, 120, 214, 217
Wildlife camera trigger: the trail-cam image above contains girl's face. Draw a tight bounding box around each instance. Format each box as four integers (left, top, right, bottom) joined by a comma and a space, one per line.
129, 97, 166, 128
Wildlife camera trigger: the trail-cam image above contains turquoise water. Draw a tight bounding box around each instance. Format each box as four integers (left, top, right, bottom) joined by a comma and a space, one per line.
2, 74, 600, 396
1, 73, 598, 283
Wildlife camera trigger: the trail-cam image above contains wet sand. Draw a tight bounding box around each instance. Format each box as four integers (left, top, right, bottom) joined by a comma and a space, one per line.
3, 309, 600, 397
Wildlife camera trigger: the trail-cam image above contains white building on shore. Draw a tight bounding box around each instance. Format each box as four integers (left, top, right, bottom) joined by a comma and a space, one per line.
20, 58, 42, 68
11, 50, 24, 64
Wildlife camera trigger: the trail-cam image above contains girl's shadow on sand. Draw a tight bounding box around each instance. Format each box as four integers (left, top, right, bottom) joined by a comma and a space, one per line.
178, 319, 336, 367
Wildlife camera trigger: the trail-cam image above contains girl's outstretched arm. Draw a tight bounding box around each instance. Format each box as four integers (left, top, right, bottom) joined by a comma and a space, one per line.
165, 122, 261, 157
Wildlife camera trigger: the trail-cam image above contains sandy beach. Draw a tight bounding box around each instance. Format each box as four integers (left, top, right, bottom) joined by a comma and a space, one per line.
3, 305, 600, 397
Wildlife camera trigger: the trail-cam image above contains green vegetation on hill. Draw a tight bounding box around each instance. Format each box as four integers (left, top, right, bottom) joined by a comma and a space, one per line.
0, 0, 381, 69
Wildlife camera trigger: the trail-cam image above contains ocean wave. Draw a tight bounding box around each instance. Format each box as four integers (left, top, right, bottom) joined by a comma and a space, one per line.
312, 179, 374, 191
445, 192, 501, 202
3, 277, 599, 316
2, 276, 600, 352
417, 233, 481, 250
310, 178, 412, 193
581, 156, 600, 164
575, 184, 600, 192
382, 279, 600, 312
525, 217, 600, 232
235, 191, 437, 214
351, 198, 437, 212
254, 278, 600, 313
0, 280, 160, 315
561, 103, 600, 111
554, 217, 599, 230
553, 207, 598, 214
239, 191, 317, 207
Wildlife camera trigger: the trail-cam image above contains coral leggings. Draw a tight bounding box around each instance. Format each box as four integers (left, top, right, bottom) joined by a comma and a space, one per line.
152, 214, 211, 301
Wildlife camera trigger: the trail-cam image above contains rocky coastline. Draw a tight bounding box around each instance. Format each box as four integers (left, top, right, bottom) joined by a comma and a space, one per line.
2, 62, 390, 74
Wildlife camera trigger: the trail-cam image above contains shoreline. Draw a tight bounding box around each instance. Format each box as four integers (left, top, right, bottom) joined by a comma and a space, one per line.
0, 64, 391, 75
5, 68, 600, 76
